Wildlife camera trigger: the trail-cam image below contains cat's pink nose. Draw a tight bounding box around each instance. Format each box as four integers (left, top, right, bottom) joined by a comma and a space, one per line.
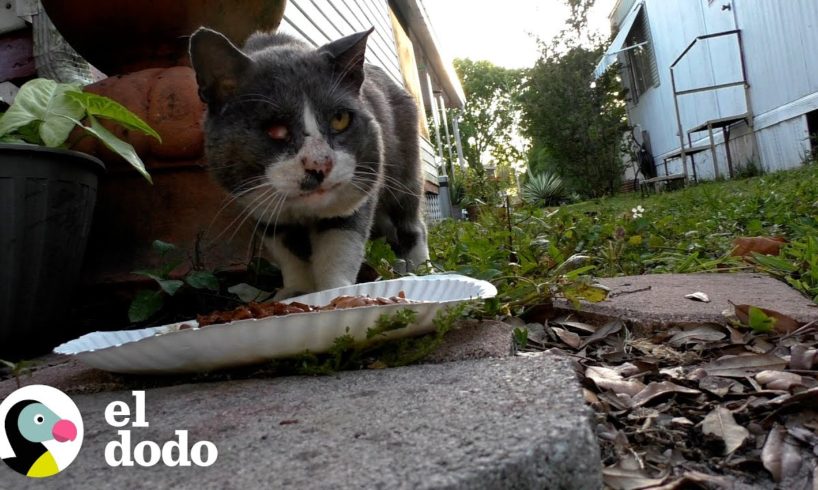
301, 156, 333, 176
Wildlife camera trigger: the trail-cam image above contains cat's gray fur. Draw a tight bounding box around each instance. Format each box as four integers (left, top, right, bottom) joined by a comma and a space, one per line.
189, 27, 428, 298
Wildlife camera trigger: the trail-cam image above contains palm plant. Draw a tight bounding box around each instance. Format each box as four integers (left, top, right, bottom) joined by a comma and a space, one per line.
522, 171, 565, 207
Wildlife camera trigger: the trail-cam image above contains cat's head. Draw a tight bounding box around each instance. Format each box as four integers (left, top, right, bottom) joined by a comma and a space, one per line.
189, 27, 382, 221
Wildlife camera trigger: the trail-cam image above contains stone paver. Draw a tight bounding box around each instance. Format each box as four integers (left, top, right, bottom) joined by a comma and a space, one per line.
1, 354, 600, 490
554, 273, 818, 330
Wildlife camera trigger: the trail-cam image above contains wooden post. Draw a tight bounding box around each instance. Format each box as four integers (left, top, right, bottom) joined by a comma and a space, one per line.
707, 123, 720, 179
724, 126, 735, 178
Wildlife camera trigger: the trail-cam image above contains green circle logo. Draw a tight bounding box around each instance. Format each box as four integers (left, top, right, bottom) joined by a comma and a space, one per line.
0, 385, 83, 478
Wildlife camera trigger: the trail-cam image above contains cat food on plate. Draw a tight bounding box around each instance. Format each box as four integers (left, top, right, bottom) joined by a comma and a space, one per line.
195, 291, 413, 327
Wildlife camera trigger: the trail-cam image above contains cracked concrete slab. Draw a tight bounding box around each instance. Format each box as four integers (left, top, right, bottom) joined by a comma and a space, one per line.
554, 273, 818, 331
1, 354, 599, 490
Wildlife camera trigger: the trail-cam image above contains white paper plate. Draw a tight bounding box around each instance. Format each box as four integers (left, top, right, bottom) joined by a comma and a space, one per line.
53, 274, 496, 374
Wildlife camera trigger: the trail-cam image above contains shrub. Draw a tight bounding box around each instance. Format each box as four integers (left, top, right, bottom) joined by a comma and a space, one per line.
522, 171, 565, 207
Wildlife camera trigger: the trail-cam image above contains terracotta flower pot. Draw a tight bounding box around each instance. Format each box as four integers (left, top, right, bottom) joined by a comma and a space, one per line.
41, 0, 286, 74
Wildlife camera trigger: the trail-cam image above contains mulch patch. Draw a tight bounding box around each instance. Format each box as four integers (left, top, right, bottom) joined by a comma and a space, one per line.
516, 307, 818, 489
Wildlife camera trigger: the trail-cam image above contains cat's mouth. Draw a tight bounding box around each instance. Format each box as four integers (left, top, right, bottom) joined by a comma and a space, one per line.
297, 182, 342, 198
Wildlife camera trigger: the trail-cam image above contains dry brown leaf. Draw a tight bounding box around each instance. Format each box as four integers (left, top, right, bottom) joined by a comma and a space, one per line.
630, 339, 699, 364
702, 406, 750, 454
701, 353, 787, 378
659, 366, 685, 379
552, 326, 582, 349
755, 370, 803, 391
644, 470, 735, 490
726, 325, 747, 345
761, 425, 786, 481
731, 236, 787, 257
602, 466, 665, 490
761, 424, 806, 483
586, 366, 646, 397
667, 325, 726, 347
614, 362, 644, 377
631, 381, 701, 408
698, 375, 737, 397
551, 318, 597, 334
733, 304, 803, 334
790, 344, 817, 371
583, 388, 601, 407
760, 388, 818, 421
579, 319, 623, 349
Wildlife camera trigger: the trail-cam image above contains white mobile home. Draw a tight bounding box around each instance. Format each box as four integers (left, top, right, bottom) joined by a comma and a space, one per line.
596, 0, 818, 181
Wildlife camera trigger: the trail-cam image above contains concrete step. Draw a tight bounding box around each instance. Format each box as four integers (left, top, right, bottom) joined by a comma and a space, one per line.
1, 354, 600, 489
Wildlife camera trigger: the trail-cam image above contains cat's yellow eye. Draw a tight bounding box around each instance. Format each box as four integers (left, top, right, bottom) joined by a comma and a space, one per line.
330, 111, 351, 133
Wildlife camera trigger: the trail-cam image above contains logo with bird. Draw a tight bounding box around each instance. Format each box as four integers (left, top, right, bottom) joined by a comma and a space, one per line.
0, 385, 83, 478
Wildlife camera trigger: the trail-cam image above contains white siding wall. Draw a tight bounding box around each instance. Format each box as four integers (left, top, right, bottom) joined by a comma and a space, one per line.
277, 0, 439, 183
624, 0, 818, 177
756, 117, 812, 172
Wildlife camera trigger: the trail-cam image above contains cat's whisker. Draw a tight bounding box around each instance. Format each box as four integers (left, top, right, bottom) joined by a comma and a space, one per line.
204, 179, 274, 243
327, 55, 363, 99
353, 168, 418, 195
257, 193, 287, 250
228, 188, 282, 244
213, 186, 276, 245
247, 192, 285, 259
228, 93, 284, 110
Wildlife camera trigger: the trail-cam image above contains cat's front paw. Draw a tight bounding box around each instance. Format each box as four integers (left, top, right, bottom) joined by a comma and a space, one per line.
273, 287, 309, 301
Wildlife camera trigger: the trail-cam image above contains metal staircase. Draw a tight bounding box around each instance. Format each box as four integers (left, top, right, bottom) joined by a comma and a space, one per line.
669, 29, 754, 181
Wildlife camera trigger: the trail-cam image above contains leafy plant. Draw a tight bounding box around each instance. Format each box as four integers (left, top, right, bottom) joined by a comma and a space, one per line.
365, 238, 399, 279
512, 327, 529, 349
129, 240, 221, 323
521, 171, 565, 207
285, 302, 469, 375
449, 177, 466, 206
0, 78, 159, 182
0, 358, 36, 388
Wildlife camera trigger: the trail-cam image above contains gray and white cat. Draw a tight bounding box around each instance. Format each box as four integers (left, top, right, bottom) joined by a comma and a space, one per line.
189, 27, 429, 299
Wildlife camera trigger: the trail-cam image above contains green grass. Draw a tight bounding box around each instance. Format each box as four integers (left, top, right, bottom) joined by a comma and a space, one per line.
428, 164, 818, 305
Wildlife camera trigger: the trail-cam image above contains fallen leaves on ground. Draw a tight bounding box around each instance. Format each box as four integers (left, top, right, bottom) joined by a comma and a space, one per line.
517, 312, 818, 488
731, 236, 787, 258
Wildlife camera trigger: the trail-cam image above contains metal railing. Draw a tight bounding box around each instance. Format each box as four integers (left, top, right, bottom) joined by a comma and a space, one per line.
669, 29, 752, 179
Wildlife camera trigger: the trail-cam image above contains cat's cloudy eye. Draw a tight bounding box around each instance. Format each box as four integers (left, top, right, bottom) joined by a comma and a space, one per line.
267, 124, 289, 141
330, 111, 351, 133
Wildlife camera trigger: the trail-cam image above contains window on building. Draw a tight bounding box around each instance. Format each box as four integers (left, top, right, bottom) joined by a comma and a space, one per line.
623, 9, 659, 102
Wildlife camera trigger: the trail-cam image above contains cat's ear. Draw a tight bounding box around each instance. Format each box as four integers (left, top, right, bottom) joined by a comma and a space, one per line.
319, 28, 374, 92
189, 27, 253, 107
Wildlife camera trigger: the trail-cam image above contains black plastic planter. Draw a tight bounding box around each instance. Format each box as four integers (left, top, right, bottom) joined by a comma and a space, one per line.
0, 144, 104, 359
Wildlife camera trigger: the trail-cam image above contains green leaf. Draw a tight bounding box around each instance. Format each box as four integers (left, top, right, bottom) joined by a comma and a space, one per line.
750, 252, 797, 273
132, 269, 183, 295
367, 309, 418, 339
70, 114, 152, 183
156, 279, 184, 296
185, 270, 220, 291
0, 79, 85, 146
65, 90, 161, 141
513, 327, 529, 348
152, 240, 176, 255
227, 283, 272, 303
562, 282, 609, 303
747, 306, 775, 333
128, 290, 164, 323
